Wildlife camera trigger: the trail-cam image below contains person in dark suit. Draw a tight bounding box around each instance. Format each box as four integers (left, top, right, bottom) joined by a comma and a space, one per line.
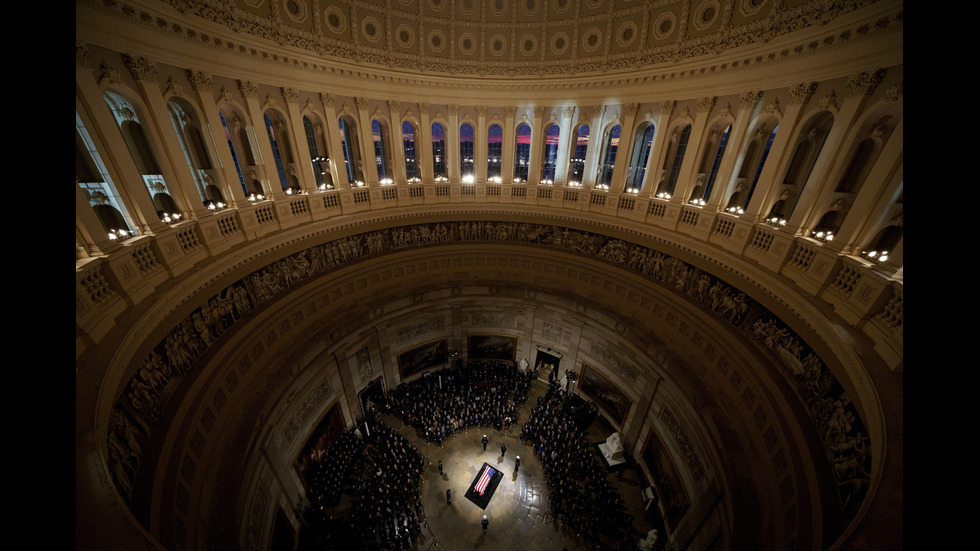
481, 515, 489, 532
515, 455, 520, 472
500, 442, 506, 457
482, 434, 489, 450
446, 489, 452, 504
438, 460, 443, 475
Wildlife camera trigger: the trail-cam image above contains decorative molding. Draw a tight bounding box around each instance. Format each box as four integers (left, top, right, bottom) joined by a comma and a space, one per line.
123, 54, 158, 82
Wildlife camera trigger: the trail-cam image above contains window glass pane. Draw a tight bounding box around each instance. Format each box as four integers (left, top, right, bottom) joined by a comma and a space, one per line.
460, 123, 474, 180
487, 124, 503, 180
432, 123, 446, 179
402, 121, 418, 181
514, 124, 531, 182
264, 113, 289, 190
541, 124, 560, 182
570, 125, 589, 183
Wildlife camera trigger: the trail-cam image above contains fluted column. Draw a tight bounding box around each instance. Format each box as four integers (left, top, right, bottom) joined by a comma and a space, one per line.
123, 55, 207, 219
790, 71, 883, 236
527, 106, 547, 185
447, 104, 460, 183
829, 117, 903, 255
388, 100, 407, 184
743, 87, 812, 221
475, 106, 488, 182
609, 103, 639, 192
554, 106, 576, 185
582, 105, 605, 188
281, 87, 318, 193
319, 93, 346, 187
669, 97, 715, 205
239, 80, 284, 199
501, 107, 516, 184
186, 70, 248, 206
644, 100, 676, 197
76, 56, 168, 235
354, 97, 379, 186
418, 103, 433, 182
706, 91, 763, 211
637, 109, 660, 193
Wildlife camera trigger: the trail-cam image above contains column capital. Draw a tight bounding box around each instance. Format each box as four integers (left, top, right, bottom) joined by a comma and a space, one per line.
696, 96, 716, 113
281, 87, 298, 103
738, 90, 763, 110
122, 54, 158, 83
185, 70, 214, 92
845, 68, 886, 97
788, 82, 817, 105
237, 79, 259, 99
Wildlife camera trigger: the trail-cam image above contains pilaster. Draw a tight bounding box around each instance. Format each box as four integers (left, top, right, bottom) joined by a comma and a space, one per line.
238, 79, 282, 200
124, 55, 209, 222
388, 100, 407, 185
554, 106, 576, 185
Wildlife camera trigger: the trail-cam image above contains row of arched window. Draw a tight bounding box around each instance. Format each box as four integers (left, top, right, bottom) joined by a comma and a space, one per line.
76, 85, 902, 263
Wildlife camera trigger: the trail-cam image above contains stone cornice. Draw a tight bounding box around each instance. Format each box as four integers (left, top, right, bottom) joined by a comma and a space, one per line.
77, 0, 904, 100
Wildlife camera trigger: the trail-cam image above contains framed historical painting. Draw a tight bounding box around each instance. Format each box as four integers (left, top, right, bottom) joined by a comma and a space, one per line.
578, 364, 632, 427
466, 334, 516, 361
397, 338, 448, 380
641, 427, 690, 531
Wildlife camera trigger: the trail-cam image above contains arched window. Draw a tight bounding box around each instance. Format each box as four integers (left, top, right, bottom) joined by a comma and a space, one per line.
569, 124, 589, 185
513, 123, 531, 183
219, 111, 252, 196
77, 111, 135, 240
812, 209, 844, 241
167, 98, 213, 204
372, 119, 392, 183
339, 116, 361, 184
689, 123, 730, 205
836, 138, 875, 194
778, 112, 832, 221
487, 124, 503, 181
863, 224, 902, 263
431, 123, 447, 180
727, 124, 778, 212
596, 124, 621, 189
540, 124, 560, 183
660, 124, 691, 196
264, 112, 292, 191
402, 121, 419, 181
460, 123, 475, 182
625, 122, 655, 193
104, 90, 181, 220
303, 116, 332, 190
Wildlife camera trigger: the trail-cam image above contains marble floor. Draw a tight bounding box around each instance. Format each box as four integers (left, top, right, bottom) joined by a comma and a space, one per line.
371, 373, 659, 551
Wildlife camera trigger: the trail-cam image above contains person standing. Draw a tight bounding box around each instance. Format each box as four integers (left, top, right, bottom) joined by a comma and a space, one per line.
500, 442, 507, 457
438, 460, 443, 475
446, 488, 452, 504
515, 455, 520, 472
482, 434, 489, 451
481, 515, 489, 532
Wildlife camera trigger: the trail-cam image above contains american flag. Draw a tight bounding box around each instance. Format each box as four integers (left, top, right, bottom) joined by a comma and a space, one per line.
474, 465, 496, 495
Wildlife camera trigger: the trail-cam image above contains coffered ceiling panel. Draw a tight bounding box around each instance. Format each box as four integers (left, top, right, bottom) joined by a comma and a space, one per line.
204, 0, 893, 77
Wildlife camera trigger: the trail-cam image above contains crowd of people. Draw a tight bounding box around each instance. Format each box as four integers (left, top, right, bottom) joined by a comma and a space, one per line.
303, 426, 366, 510
301, 419, 425, 550
386, 359, 533, 444
299, 359, 648, 550
521, 391, 633, 544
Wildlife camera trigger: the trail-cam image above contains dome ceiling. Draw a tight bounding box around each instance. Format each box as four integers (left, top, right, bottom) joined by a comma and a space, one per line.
177, 0, 888, 77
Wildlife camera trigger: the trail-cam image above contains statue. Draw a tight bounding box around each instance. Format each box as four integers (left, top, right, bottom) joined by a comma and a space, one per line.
637, 528, 658, 551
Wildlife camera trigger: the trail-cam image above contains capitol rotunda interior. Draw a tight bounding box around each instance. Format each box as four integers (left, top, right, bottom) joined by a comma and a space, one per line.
75, 1, 903, 550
